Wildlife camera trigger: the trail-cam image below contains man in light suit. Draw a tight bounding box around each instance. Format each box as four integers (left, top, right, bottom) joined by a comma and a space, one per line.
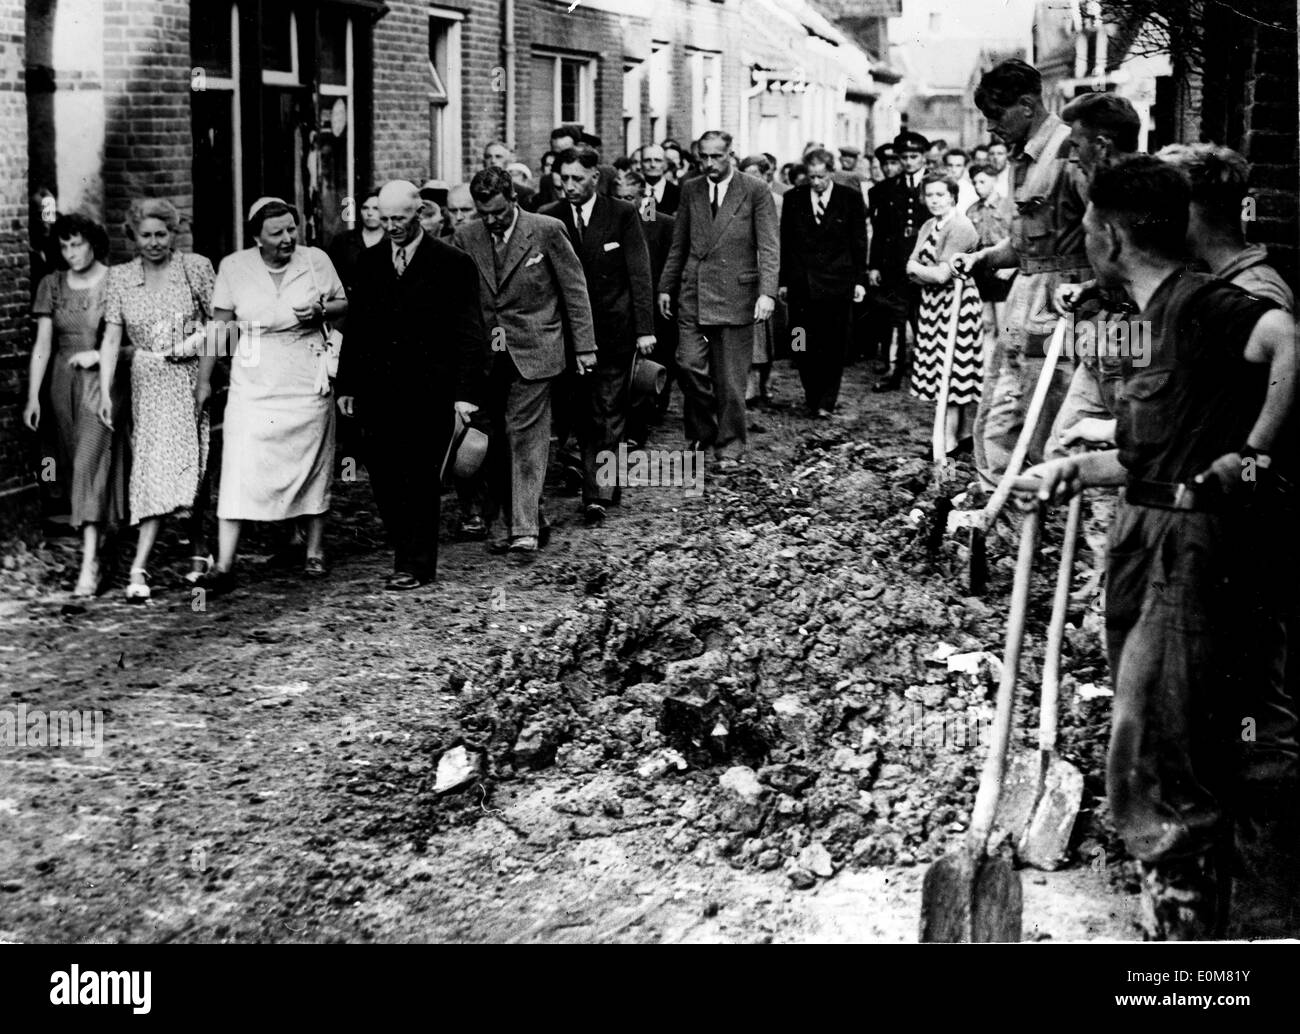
453, 168, 597, 554
336, 180, 488, 590
541, 147, 656, 525
779, 148, 868, 418
658, 129, 779, 468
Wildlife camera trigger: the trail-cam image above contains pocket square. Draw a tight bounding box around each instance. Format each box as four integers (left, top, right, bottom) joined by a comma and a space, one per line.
525, 253, 544, 267
603, 241, 620, 252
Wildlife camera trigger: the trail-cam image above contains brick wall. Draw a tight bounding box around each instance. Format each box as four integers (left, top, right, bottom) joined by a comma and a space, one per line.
1201, 0, 1299, 289
101, 0, 193, 259
0, 0, 29, 502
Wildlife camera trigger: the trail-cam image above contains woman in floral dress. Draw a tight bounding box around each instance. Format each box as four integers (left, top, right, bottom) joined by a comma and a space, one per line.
98, 199, 215, 601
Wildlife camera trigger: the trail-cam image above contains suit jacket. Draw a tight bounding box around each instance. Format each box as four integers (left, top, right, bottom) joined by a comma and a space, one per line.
660, 171, 780, 326
453, 208, 597, 381
539, 194, 654, 361
648, 178, 681, 216
335, 232, 489, 411
642, 211, 675, 291
868, 174, 928, 277
779, 183, 868, 302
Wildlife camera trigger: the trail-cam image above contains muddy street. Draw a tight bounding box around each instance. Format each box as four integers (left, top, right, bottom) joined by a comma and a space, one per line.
0, 365, 1138, 943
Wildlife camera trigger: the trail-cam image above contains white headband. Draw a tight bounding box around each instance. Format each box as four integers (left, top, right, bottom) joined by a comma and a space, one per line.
248, 196, 288, 221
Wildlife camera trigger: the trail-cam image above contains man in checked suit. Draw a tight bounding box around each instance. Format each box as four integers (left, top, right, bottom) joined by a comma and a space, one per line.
453, 168, 597, 554
658, 129, 779, 469
779, 148, 868, 418
540, 147, 656, 525
336, 180, 489, 590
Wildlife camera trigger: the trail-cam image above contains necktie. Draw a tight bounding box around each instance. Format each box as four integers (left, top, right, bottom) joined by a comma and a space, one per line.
574, 205, 585, 244
710, 184, 718, 219
394, 245, 406, 276
813, 192, 824, 226
492, 231, 507, 277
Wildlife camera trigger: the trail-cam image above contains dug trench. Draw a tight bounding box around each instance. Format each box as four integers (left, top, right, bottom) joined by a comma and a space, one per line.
0, 363, 1139, 942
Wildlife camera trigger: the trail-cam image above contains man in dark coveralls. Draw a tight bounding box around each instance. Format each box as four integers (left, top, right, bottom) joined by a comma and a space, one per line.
1021, 156, 1298, 940
866, 131, 929, 391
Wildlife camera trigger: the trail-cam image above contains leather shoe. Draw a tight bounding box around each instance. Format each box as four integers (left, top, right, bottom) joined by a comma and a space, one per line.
583, 503, 607, 526
509, 536, 538, 554
873, 376, 902, 393
457, 515, 487, 540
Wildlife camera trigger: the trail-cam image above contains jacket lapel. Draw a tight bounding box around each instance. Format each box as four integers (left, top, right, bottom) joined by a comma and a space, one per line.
460, 225, 499, 295
495, 213, 535, 292
706, 175, 744, 251
584, 195, 611, 259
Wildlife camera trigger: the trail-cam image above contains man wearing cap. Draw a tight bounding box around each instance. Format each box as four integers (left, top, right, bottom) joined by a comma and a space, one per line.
866, 131, 929, 391
454, 167, 597, 554
658, 129, 778, 469
335, 180, 489, 590
835, 146, 867, 191
541, 147, 656, 525
950, 58, 1090, 481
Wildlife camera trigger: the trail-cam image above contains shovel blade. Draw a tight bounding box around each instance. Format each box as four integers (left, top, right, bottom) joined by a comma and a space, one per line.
920, 851, 1023, 943
1020, 758, 1084, 871
967, 526, 989, 595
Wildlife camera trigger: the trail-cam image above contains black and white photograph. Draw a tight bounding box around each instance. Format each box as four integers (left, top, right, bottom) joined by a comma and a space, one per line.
1, 0, 1298, 998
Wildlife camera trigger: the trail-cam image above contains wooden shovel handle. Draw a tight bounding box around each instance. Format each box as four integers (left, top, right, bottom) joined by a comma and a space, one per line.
975, 317, 1070, 532
1039, 491, 1084, 753
932, 277, 964, 463
968, 501, 1042, 852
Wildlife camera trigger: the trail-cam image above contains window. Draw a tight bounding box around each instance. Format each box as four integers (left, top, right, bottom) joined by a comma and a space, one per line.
648, 42, 670, 142
689, 49, 721, 139
428, 10, 463, 181
533, 50, 595, 131
623, 60, 643, 154
316, 7, 356, 242
190, 1, 242, 261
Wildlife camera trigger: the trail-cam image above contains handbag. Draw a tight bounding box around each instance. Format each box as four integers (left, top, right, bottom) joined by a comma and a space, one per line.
305, 247, 343, 389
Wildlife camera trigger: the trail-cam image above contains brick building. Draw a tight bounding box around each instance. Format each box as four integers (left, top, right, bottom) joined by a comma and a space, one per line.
1, 0, 899, 508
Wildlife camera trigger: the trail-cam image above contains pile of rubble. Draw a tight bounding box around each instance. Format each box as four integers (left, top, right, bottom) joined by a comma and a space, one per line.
429, 437, 1117, 886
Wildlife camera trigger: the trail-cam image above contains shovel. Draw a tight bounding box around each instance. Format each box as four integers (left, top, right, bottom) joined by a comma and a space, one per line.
997, 492, 1086, 869
920, 501, 1041, 942
967, 316, 1069, 595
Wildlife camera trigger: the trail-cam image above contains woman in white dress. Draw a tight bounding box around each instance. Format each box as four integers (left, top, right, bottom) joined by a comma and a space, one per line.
196, 198, 347, 592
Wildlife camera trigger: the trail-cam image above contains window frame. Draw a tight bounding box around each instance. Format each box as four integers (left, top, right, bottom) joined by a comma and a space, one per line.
534, 48, 596, 131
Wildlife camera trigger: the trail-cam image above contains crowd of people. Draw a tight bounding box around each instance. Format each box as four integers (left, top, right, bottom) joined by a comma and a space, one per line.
21, 56, 1297, 941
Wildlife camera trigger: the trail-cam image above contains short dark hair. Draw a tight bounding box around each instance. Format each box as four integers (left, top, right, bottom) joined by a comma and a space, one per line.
52, 212, 110, 262
1061, 92, 1141, 154
1155, 143, 1249, 226
922, 172, 959, 203
698, 130, 733, 150
247, 199, 299, 237
803, 147, 835, 170
1088, 154, 1190, 258
469, 167, 516, 203
612, 155, 634, 172
550, 124, 583, 145
975, 59, 1043, 115
555, 146, 600, 171
738, 154, 770, 173
944, 148, 969, 162
617, 169, 646, 189
969, 162, 996, 180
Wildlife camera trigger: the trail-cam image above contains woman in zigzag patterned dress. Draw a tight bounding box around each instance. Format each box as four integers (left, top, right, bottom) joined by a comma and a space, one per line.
906, 173, 985, 454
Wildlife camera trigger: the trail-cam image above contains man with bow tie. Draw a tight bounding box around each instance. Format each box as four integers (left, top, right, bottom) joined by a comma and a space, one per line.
658, 129, 779, 470
453, 167, 596, 555
867, 130, 930, 392
779, 148, 868, 417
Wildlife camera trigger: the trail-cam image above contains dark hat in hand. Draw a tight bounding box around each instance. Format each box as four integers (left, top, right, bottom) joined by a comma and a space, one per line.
628, 351, 668, 405
442, 408, 489, 480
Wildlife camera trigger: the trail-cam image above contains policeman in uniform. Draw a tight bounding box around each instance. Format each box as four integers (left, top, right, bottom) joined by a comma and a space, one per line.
1022, 156, 1298, 940
867, 130, 929, 391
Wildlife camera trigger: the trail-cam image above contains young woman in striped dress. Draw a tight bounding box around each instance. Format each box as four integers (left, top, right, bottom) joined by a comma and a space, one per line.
906, 173, 984, 455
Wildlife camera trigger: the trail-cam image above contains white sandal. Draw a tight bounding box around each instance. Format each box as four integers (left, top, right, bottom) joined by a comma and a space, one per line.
184, 554, 214, 585
125, 568, 151, 602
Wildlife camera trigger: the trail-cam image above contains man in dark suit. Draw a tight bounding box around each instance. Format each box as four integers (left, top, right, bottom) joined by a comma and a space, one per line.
639, 144, 681, 216
867, 130, 930, 391
335, 180, 489, 590
453, 168, 597, 554
614, 169, 677, 439
541, 148, 656, 524
658, 129, 779, 469
780, 148, 868, 417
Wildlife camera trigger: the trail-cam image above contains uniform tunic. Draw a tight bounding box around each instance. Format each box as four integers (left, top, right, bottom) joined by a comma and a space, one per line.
32, 271, 129, 527
210, 246, 344, 521
104, 254, 214, 524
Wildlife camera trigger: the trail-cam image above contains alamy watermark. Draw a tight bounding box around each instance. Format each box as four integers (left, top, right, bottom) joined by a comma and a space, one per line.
0, 705, 104, 758
1058, 311, 1151, 367
595, 443, 705, 497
